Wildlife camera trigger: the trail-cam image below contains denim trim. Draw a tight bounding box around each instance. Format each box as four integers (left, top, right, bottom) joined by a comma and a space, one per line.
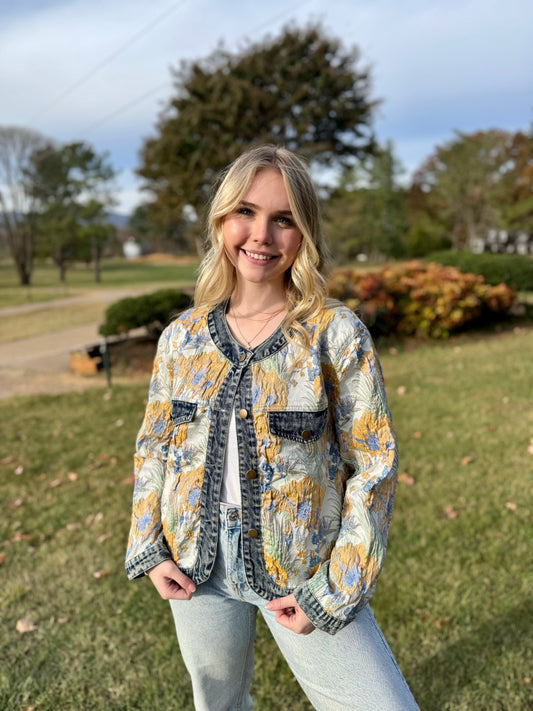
186, 302, 292, 598
171, 399, 197, 425
125, 540, 172, 580
268, 408, 328, 443
293, 582, 350, 635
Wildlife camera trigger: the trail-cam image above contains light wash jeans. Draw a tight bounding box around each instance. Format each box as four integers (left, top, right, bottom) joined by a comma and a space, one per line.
169, 505, 419, 711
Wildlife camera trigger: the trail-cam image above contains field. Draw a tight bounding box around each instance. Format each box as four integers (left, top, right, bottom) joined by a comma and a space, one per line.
0, 258, 532, 710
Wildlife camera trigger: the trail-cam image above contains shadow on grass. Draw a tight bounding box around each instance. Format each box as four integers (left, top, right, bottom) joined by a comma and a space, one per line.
414, 600, 533, 709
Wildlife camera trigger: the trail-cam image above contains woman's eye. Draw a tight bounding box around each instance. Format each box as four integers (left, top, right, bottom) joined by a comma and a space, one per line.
275, 215, 294, 227
236, 207, 253, 216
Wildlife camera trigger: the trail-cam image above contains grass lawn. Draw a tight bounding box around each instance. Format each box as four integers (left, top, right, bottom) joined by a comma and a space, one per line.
1, 328, 532, 710
0, 258, 199, 308
0, 302, 109, 343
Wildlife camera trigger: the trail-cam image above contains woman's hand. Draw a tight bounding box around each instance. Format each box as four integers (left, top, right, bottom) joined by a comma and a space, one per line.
147, 560, 196, 600
265, 594, 315, 635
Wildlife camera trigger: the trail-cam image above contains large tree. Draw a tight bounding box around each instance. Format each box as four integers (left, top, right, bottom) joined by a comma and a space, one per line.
410, 129, 532, 251
27, 141, 115, 281
0, 126, 49, 285
138, 23, 378, 237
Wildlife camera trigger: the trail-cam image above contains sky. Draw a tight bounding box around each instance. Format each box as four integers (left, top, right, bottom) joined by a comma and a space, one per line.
1, 0, 532, 215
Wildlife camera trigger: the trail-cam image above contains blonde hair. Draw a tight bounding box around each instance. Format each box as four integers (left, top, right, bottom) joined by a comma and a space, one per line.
194, 145, 330, 351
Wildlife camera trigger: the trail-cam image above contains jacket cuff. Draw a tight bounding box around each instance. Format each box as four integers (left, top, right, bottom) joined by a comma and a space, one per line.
293, 583, 350, 635
125, 541, 172, 580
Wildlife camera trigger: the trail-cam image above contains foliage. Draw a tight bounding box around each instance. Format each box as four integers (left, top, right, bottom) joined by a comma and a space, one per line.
26, 141, 116, 282
0, 126, 49, 285
323, 141, 409, 261
137, 23, 377, 230
426, 251, 533, 292
410, 128, 533, 251
328, 261, 516, 338
1, 329, 532, 709
99, 289, 192, 337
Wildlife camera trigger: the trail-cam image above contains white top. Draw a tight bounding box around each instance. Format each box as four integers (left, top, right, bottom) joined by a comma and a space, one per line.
220, 410, 241, 505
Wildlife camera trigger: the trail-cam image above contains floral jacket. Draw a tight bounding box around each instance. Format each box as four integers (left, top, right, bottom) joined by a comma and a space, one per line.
125, 301, 398, 634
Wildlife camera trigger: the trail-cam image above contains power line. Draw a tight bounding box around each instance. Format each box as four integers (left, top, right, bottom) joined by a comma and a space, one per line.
83, 82, 171, 133
81, 0, 314, 135
29, 0, 189, 122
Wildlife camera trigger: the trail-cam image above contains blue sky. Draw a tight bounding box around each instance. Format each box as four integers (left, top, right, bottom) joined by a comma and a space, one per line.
1, 0, 532, 214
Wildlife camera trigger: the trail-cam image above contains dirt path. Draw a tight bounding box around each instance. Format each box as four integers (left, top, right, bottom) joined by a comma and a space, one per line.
0, 290, 150, 400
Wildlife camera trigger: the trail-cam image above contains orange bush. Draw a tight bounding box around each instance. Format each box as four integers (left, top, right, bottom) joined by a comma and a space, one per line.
328, 261, 516, 338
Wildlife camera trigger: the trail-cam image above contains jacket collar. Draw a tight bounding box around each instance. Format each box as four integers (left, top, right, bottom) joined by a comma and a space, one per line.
208, 300, 287, 364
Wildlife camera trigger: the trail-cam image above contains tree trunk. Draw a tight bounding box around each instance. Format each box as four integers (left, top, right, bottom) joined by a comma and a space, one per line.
92, 236, 101, 283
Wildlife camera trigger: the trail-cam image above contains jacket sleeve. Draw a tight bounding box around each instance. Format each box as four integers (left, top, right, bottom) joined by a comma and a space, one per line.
293, 315, 399, 633
125, 327, 175, 580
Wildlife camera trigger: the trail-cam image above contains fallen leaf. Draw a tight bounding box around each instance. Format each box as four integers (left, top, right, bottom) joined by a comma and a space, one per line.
122, 475, 135, 485
494, 531, 504, 538
14, 465, 24, 475
398, 472, 415, 486
461, 455, 474, 466
67, 472, 78, 482
21, 706, 36, 711
411, 431, 422, 439
11, 532, 31, 542
103, 391, 112, 401
97, 533, 112, 544
98, 453, 108, 462
484, 425, 495, 432
39, 473, 47, 480
505, 501, 517, 511
94, 512, 104, 523
502, 396, 510, 404
1, 455, 15, 465
16, 618, 37, 634
453, 346, 461, 353
388, 347, 398, 356
85, 514, 95, 526
12, 498, 24, 508
115, 419, 124, 427
528, 438, 533, 456
93, 569, 110, 579
524, 678, 531, 685
442, 505, 458, 520
0, 553, 5, 564
396, 386, 407, 396
57, 617, 68, 624
66, 523, 78, 531
50, 479, 62, 488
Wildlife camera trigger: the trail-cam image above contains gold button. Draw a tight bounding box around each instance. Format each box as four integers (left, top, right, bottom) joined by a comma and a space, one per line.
239, 408, 248, 419
239, 352, 246, 362
247, 528, 259, 539
246, 469, 257, 480
301, 429, 312, 441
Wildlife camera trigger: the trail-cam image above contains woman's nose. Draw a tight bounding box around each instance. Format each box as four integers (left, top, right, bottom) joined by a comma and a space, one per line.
251, 217, 272, 244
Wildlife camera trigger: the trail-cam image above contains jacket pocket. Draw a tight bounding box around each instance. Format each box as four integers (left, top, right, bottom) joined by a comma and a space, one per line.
171, 399, 197, 426
268, 408, 328, 444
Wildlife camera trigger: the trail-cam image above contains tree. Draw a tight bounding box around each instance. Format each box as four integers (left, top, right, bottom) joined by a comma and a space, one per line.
138, 23, 378, 237
323, 142, 409, 261
0, 126, 49, 285
410, 129, 527, 251
27, 141, 116, 281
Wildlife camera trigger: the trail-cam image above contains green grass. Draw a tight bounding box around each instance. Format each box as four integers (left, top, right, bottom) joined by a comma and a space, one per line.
0, 258, 199, 307
1, 328, 532, 710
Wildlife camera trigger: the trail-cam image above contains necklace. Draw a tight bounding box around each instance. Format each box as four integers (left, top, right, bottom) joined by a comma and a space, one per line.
229, 307, 285, 348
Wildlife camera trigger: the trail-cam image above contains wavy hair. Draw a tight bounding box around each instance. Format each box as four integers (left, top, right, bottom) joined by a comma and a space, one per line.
194, 144, 330, 351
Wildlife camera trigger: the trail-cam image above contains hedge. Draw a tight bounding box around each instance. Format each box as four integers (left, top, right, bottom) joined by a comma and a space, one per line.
328, 261, 516, 339
99, 289, 192, 337
426, 251, 533, 292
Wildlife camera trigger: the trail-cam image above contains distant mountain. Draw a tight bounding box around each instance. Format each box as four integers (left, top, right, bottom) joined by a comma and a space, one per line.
106, 212, 130, 228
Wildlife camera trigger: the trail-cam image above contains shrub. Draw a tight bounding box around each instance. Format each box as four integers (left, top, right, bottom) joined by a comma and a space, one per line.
426, 250, 533, 292
99, 289, 192, 337
328, 261, 516, 338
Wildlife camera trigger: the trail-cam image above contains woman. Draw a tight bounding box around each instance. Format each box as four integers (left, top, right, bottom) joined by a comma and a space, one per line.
126, 145, 419, 710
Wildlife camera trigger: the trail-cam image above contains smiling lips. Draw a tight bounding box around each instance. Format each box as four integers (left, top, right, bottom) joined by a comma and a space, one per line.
242, 249, 278, 262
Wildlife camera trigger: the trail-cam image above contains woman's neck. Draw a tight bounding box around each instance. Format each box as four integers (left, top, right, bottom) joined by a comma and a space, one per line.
229, 281, 287, 317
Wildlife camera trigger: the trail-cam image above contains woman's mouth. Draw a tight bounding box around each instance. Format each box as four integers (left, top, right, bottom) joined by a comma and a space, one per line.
242, 249, 277, 262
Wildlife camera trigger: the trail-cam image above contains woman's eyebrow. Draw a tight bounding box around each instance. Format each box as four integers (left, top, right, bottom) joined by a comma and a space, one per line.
239, 199, 293, 216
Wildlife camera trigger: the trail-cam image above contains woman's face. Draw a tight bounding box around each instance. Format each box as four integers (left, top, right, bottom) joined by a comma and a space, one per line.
222, 169, 302, 292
